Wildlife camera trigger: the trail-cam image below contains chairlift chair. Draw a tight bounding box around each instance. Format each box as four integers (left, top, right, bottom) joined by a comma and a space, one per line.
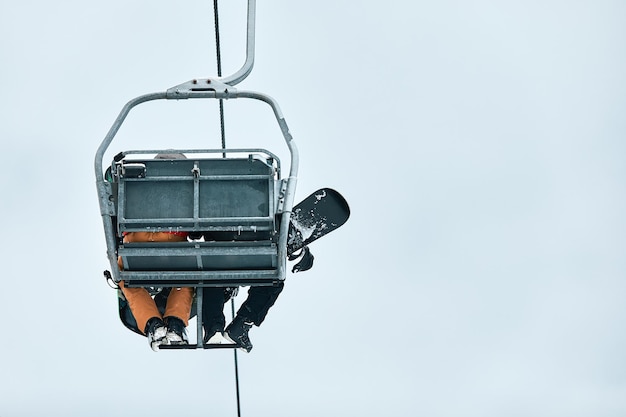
94, 0, 298, 348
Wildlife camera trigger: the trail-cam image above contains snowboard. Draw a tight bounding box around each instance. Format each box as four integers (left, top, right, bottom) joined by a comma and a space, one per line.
287, 188, 350, 258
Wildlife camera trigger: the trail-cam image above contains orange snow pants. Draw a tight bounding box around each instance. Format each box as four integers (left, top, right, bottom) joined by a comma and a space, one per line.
117, 232, 194, 334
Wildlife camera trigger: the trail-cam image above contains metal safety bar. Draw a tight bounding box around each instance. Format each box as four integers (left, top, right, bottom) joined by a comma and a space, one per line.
94, 86, 299, 285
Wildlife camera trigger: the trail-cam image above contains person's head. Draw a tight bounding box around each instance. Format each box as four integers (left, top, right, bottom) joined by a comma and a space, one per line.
155, 152, 187, 160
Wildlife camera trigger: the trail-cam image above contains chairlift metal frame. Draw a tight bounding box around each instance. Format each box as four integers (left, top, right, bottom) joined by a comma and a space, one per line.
94, 0, 298, 348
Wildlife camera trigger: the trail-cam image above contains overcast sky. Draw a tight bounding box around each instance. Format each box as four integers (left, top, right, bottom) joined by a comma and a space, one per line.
1, 1, 625, 416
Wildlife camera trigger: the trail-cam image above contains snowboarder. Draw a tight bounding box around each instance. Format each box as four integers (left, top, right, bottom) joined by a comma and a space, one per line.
202, 285, 283, 353
201, 188, 349, 352
117, 231, 194, 351
115, 153, 194, 351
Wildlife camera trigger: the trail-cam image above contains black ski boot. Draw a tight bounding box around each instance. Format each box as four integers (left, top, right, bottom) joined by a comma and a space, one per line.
203, 321, 225, 344
224, 316, 254, 352
145, 317, 167, 352
164, 316, 189, 345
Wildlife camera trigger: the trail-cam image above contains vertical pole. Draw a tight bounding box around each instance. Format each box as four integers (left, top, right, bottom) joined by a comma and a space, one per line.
196, 288, 204, 348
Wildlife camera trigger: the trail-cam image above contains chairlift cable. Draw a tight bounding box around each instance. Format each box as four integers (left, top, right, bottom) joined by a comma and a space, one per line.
213, 1, 243, 416
213, 0, 227, 156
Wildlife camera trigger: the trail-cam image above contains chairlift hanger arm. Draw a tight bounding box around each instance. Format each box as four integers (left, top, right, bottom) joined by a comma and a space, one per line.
93, 84, 299, 286
218, 0, 256, 86
94, 85, 297, 181
95, 0, 264, 178
94, 71, 298, 179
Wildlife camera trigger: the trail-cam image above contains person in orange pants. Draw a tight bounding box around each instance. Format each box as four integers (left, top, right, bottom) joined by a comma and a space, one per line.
118, 231, 194, 351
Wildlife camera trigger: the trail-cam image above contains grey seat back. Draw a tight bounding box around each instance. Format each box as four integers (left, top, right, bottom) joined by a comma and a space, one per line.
113, 153, 286, 287
118, 156, 276, 233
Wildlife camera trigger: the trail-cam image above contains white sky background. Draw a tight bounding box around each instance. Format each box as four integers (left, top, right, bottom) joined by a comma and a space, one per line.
1, 0, 625, 416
